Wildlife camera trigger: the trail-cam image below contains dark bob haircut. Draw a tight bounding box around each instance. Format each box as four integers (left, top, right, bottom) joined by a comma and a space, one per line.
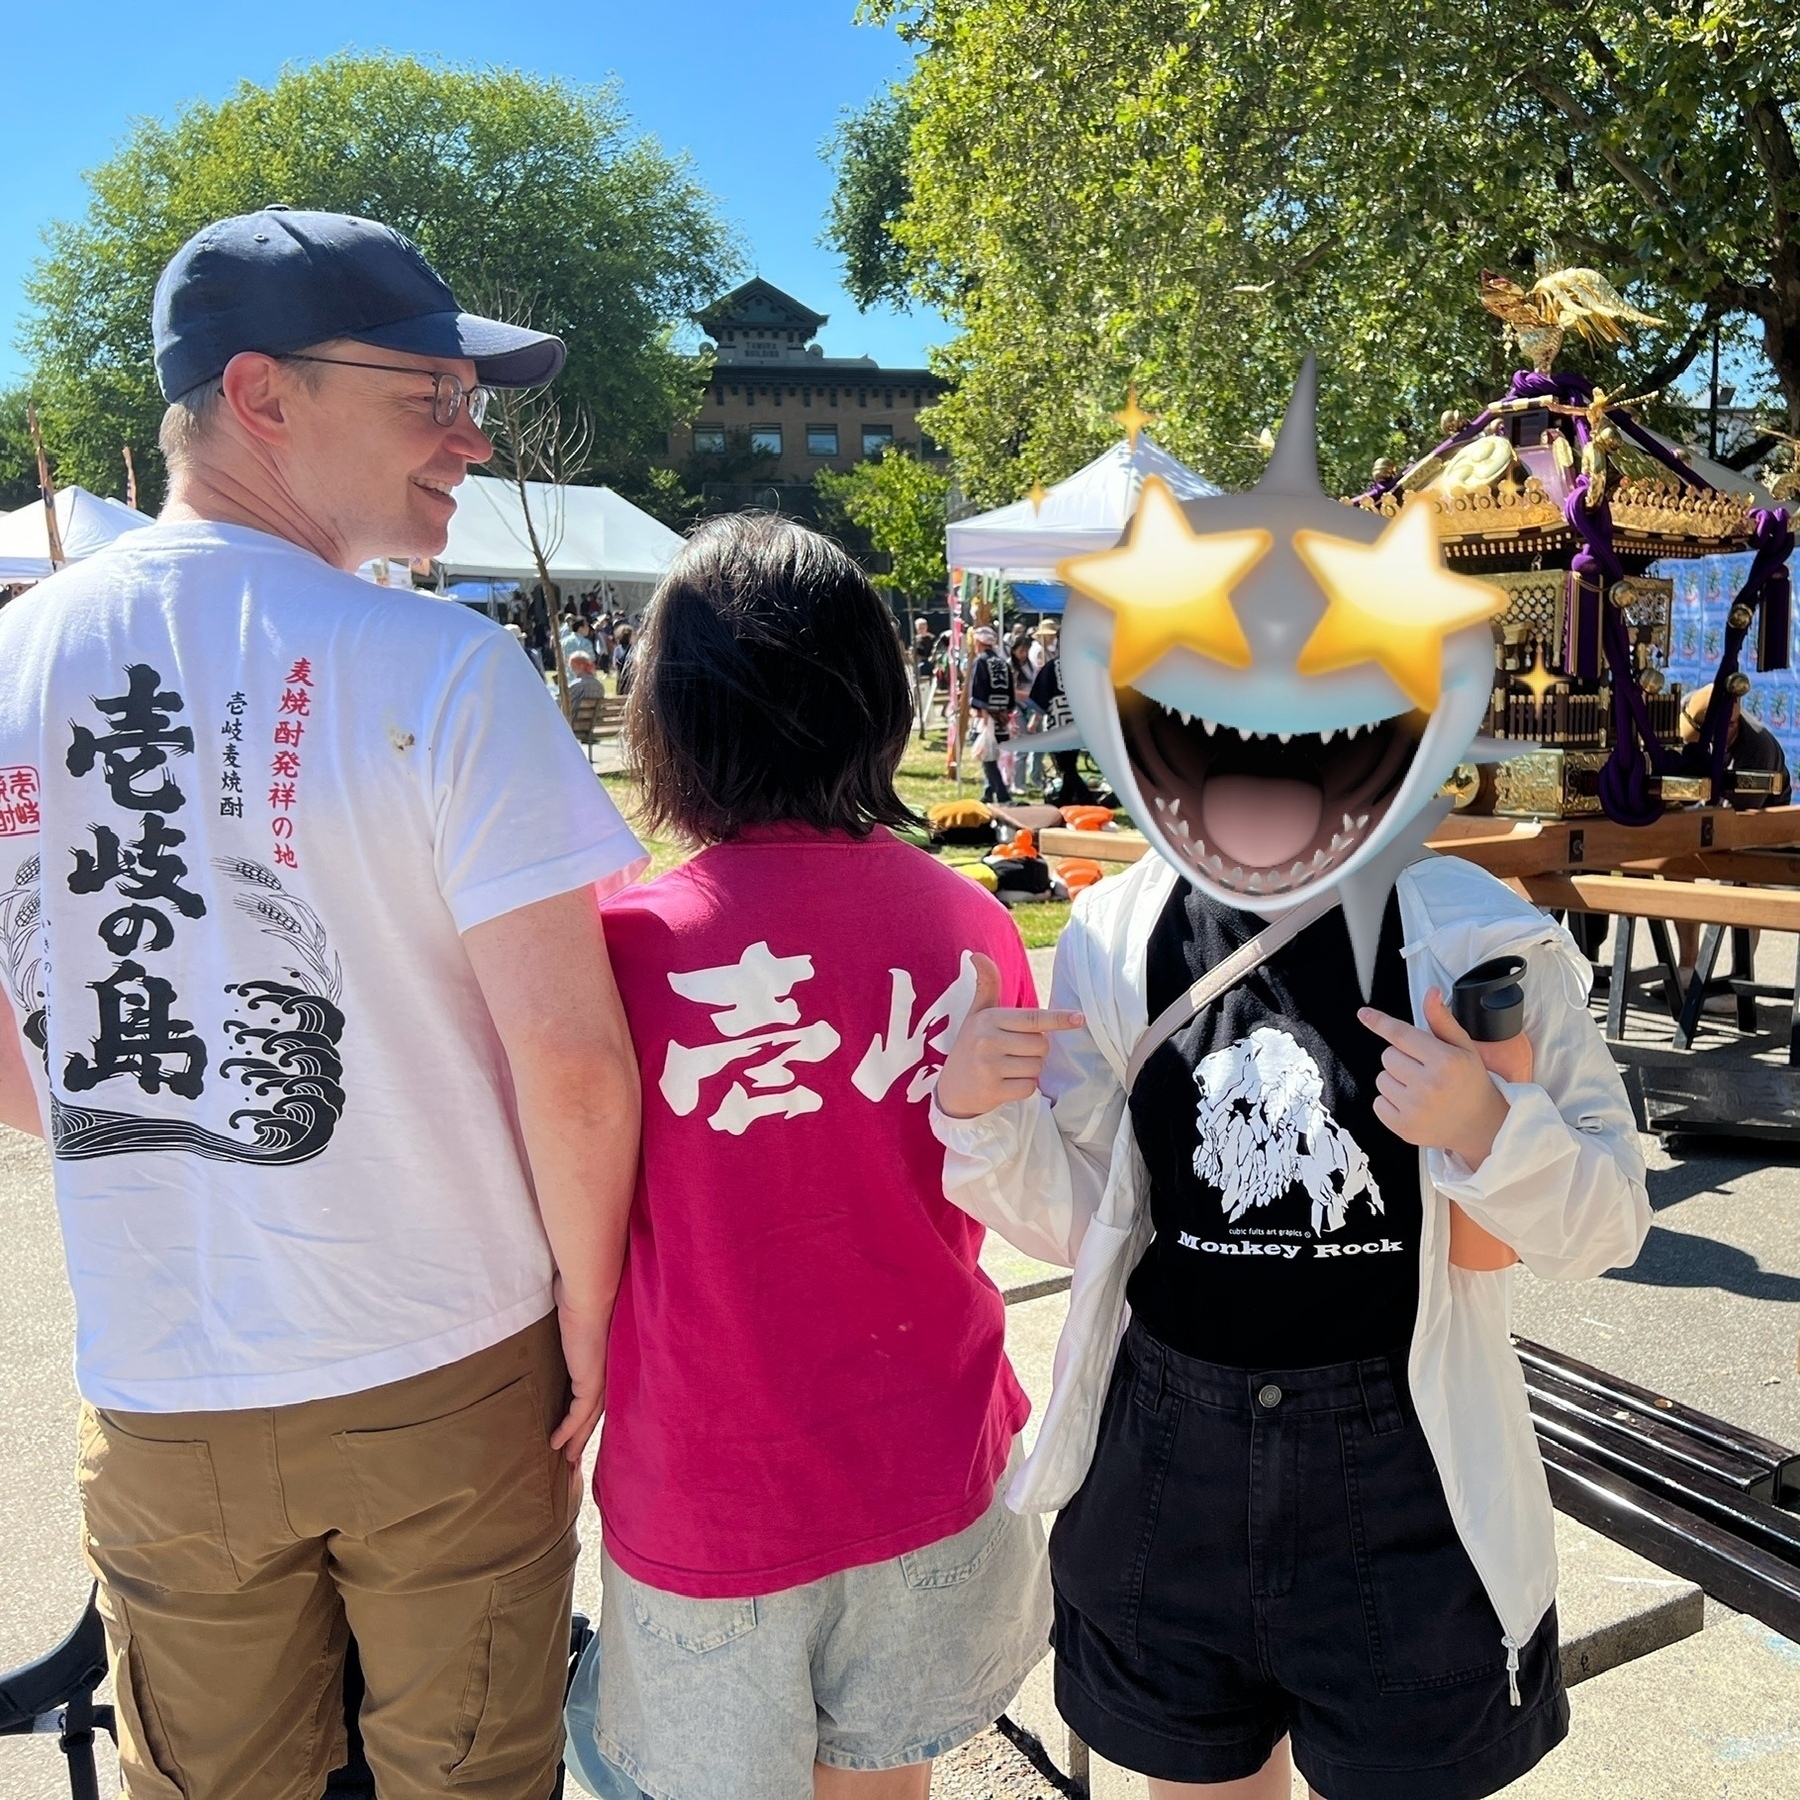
624, 513, 917, 844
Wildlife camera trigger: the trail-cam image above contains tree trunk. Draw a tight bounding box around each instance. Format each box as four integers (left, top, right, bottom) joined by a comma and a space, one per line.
512, 466, 571, 719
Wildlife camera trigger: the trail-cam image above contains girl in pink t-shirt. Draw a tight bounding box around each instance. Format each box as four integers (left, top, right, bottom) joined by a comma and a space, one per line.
565, 515, 1053, 1800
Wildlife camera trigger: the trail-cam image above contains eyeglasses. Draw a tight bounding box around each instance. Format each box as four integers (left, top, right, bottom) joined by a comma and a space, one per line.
283, 354, 493, 428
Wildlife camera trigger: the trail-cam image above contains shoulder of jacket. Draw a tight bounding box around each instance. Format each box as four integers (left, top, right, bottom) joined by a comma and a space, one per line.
1401, 850, 1544, 930
1069, 851, 1177, 950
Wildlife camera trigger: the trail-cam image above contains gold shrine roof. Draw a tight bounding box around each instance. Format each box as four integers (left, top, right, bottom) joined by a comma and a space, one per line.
1347, 474, 1755, 561
1345, 413, 1758, 565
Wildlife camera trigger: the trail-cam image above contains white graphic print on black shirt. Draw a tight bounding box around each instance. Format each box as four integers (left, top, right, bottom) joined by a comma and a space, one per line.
1129, 881, 1421, 1367
1193, 1026, 1381, 1236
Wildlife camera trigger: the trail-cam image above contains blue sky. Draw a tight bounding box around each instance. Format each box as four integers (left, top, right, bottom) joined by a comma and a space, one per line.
0, 0, 944, 388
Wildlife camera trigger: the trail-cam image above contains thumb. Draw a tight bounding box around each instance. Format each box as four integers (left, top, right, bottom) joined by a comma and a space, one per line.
1424, 987, 1474, 1048
968, 952, 1003, 1015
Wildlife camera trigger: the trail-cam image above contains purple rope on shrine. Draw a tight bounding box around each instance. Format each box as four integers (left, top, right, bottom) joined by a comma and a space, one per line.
1562, 473, 1680, 824
1612, 413, 1717, 491
1508, 369, 1592, 407
1533, 370, 1674, 822
1696, 508, 1796, 803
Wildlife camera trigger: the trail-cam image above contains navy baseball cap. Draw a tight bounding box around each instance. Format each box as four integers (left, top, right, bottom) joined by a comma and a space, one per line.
152, 206, 566, 402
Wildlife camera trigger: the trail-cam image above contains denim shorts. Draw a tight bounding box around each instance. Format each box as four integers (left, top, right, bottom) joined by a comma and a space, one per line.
566, 1445, 1051, 1800
1049, 1322, 1568, 1800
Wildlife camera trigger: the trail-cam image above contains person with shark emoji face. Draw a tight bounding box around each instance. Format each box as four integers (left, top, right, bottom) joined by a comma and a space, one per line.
933, 360, 1652, 1800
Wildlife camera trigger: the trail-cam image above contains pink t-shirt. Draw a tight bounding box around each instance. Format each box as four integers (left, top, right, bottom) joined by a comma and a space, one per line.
598, 825, 1034, 1597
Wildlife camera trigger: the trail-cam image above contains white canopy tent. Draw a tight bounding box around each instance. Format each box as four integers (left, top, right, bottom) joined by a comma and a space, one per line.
0, 486, 153, 582
438, 476, 682, 588
946, 435, 1220, 585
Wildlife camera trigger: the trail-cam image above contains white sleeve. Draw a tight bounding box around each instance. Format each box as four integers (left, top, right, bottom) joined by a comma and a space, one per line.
930, 919, 1126, 1269
427, 632, 647, 932
1429, 952, 1651, 1281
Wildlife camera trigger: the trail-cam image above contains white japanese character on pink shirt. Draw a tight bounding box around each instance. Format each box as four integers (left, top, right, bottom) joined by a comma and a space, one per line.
659, 941, 843, 1135
852, 952, 981, 1104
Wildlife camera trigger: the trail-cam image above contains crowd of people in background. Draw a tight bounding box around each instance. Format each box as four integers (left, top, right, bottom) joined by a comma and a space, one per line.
515, 583, 1096, 809
911, 613, 1097, 809
497, 589, 641, 693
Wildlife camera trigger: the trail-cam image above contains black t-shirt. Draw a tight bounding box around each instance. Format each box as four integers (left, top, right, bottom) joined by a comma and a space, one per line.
1029, 656, 1073, 730
1678, 714, 1791, 798
1126, 881, 1422, 1368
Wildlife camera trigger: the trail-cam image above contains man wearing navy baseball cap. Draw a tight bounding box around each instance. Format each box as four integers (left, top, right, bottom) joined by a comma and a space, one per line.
0, 210, 647, 1796
152, 205, 565, 567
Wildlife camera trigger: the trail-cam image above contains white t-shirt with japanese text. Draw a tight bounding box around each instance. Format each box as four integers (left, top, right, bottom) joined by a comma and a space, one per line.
0, 520, 645, 1411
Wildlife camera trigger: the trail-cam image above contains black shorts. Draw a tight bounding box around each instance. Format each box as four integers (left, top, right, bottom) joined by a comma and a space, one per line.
1049, 1322, 1568, 1800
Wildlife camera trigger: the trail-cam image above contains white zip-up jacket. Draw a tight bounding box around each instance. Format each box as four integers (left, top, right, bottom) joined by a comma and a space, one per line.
933, 848, 1650, 1666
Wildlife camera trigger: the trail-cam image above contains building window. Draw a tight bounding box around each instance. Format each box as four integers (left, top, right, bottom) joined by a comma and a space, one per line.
693, 426, 726, 454
807, 425, 839, 457
750, 426, 783, 457
862, 424, 894, 458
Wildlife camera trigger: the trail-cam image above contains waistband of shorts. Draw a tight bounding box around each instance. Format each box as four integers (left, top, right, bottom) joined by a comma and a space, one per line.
1123, 1318, 1413, 1428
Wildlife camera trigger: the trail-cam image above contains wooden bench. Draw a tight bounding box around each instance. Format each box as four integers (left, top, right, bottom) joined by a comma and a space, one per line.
1037, 817, 1800, 1057
1038, 826, 1149, 863
1508, 873, 1800, 1063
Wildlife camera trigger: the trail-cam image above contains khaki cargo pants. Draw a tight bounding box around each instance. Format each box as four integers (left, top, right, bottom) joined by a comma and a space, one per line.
77, 1313, 580, 1800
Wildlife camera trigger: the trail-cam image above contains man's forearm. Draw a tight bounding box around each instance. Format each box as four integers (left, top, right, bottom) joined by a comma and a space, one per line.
513, 1042, 641, 1318
461, 887, 644, 1325
0, 990, 44, 1138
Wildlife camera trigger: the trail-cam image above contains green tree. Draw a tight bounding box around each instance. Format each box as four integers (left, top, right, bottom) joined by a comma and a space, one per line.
842, 0, 1797, 504
823, 87, 917, 310
815, 445, 948, 601
22, 53, 737, 513
0, 392, 42, 511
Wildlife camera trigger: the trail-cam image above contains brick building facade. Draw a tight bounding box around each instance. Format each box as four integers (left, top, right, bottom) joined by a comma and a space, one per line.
667, 278, 949, 516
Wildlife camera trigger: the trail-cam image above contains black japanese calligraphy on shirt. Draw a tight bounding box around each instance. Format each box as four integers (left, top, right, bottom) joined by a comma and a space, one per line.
62, 961, 208, 1099
70, 815, 207, 919
32, 665, 349, 1166
66, 664, 195, 812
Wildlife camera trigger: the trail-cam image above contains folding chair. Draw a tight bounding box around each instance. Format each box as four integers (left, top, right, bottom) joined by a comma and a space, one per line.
0, 1588, 115, 1800
568, 689, 606, 767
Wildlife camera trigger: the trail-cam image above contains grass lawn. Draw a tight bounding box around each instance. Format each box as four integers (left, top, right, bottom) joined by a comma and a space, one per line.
597, 732, 1112, 950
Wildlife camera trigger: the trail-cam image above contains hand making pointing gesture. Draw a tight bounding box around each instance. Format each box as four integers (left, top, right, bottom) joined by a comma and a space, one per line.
936, 953, 1086, 1119
1358, 987, 1511, 1169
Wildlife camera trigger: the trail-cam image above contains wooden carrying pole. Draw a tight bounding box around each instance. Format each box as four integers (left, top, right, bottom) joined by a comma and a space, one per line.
26, 402, 65, 568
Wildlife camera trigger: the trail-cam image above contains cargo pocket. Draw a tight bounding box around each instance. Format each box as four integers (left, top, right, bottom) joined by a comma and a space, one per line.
629, 1584, 758, 1655
447, 1523, 580, 1789
78, 1406, 239, 1594
105, 1601, 188, 1800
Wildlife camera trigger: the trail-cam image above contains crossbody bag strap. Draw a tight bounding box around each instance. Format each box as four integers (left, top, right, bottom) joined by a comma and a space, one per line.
1123, 888, 1341, 1094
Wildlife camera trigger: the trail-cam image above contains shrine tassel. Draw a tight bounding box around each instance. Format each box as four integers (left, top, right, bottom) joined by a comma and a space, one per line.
1562, 565, 1605, 681
1756, 561, 1792, 673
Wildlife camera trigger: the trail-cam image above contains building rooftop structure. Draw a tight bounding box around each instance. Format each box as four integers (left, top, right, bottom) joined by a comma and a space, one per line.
671, 279, 949, 528
696, 278, 878, 370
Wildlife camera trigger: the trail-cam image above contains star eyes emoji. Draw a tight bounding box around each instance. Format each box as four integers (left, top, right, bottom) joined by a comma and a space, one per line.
1058, 477, 1271, 686
1293, 499, 1504, 710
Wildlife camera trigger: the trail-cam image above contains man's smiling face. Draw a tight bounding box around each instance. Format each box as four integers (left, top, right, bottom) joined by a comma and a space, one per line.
274, 338, 494, 564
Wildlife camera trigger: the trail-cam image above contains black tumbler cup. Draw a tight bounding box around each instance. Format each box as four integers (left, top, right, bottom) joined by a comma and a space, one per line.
1451, 954, 1526, 1043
